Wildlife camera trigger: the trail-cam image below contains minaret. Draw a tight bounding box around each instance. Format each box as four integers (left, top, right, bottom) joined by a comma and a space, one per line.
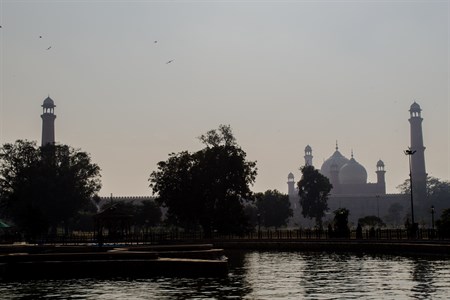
408, 101, 427, 202
304, 145, 313, 166
376, 160, 386, 194
41, 96, 56, 146
287, 172, 296, 197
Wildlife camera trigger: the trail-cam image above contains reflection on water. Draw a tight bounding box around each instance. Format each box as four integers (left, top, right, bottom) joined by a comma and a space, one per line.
1, 251, 450, 299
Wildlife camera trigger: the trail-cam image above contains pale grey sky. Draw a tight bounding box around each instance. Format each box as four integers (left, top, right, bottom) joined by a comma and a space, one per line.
1, 0, 449, 197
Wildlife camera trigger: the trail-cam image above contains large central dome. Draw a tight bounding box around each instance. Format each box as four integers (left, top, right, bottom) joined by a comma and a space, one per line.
320, 147, 349, 179
339, 156, 368, 184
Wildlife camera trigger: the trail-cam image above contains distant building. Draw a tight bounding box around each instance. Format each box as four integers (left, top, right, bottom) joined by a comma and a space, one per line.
98, 195, 154, 210
288, 102, 428, 227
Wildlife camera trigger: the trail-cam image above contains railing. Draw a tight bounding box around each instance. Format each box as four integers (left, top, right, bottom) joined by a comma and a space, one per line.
3, 228, 448, 245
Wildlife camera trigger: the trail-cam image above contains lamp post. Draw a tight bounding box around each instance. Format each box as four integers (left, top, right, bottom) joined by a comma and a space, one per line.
257, 213, 261, 239
431, 205, 435, 230
404, 148, 416, 235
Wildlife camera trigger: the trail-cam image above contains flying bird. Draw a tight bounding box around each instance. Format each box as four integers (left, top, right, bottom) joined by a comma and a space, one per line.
39, 36, 42, 38
166, 60, 174, 64
154, 40, 157, 43
46, 46, 52, 50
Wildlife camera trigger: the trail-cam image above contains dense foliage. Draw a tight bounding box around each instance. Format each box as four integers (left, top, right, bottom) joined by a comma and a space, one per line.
333, 208, 350, 238
397, 176, 450, 223
255, 190, 293, 228
384, 203, 404, 227
358, 215, 386, 228
149, 125, 257, 236
297, 165, 332, 228
437, 208, 450, 238
101, 199, 162, 230
0, 140, 101, 238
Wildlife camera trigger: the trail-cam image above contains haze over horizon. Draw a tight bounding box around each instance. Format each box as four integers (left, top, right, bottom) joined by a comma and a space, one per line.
1, 1, 449, 197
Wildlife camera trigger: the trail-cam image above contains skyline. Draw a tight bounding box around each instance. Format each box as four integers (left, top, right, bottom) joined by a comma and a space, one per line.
1, 1, 449, 197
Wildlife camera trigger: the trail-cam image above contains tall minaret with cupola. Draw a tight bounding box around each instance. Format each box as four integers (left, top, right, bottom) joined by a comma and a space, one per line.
376, 160, 386, 194
304, 145, 313, 166
41, 96, 56, 146
409, 101, 427, 203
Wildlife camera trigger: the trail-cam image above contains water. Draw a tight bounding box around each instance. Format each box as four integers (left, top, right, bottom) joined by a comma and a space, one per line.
1, 251, 450, 299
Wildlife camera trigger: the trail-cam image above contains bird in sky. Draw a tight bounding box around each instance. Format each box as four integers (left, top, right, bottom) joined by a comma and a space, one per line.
154, 40, 157, 43
39, 36, 42, 38
166, 60, 174, 64
46, 46, 52, 50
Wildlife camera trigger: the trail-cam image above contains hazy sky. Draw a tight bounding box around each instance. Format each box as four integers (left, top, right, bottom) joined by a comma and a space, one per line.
1, 0, 449, 197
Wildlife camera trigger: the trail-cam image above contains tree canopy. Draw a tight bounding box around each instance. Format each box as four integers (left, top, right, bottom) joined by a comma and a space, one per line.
297, 165, 332, 228
333, 208, 350, 238
397, 176, 450, 223
358, 215, 386, 228
436, 208, 450, 238
255, 190, 293, 228
384, 203, 404, 227
149, 125, 257, 235
0, 140, 101, 238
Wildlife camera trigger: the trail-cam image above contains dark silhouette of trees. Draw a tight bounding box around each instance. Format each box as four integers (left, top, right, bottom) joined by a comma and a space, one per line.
135, 200, 162, 228
358, 215, 385, 228
333, 208, 350, 238
385, 203, 404, 227
397, 176, 450, 222
149, 125, 257, 236
0, 140, 101, 239
255, 190, 292, 228
436, 208, 450, 238
100, 199, 162, 231
297, 165, 332, 228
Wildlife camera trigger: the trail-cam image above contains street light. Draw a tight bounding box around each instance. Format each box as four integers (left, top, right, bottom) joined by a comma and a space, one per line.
404, 147, 416, 233
257, 213, 261, 239
431, 205, 435, 230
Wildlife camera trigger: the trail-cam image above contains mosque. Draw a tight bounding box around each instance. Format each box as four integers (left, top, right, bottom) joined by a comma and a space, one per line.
287, 102, 428, 227
40, 96, 428, 226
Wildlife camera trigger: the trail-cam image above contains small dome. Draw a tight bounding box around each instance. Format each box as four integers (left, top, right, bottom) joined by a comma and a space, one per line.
287, 172, 294, 179
376, 160, 385, 167
339, 157, 368, 184
409, 101, 421, 112
305, 145, 312, 152
42, 96, 55, 108
320, 149, 349, 179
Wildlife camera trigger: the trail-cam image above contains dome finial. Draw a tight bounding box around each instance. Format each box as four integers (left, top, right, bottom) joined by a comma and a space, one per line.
335, 140, 338, 151
351, 149, 354, 158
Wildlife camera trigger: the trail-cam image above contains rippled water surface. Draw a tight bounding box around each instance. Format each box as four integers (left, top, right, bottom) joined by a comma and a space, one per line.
1, 251, 450, 299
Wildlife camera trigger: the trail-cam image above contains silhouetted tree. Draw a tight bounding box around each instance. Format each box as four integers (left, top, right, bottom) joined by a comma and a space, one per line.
149, 125, 257, 236
436, 208, 450, 238
297, 165, 332, 228
243, 204, 258, 229
358, 215, 386, 228
333, 208, 350, 238
255, 190, 292, 228
397, 176, 450, 221
0, 140, 101, 239
384, 203, 404, 227
135, 200, 162, 228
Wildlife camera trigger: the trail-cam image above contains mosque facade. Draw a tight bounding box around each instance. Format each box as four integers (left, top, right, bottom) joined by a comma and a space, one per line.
287, 102, 427, 227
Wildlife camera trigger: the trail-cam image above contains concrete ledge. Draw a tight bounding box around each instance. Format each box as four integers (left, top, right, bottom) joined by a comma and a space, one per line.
0, 258, 228, 280
213, 240, 450, 256
0, 244, 228, 280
